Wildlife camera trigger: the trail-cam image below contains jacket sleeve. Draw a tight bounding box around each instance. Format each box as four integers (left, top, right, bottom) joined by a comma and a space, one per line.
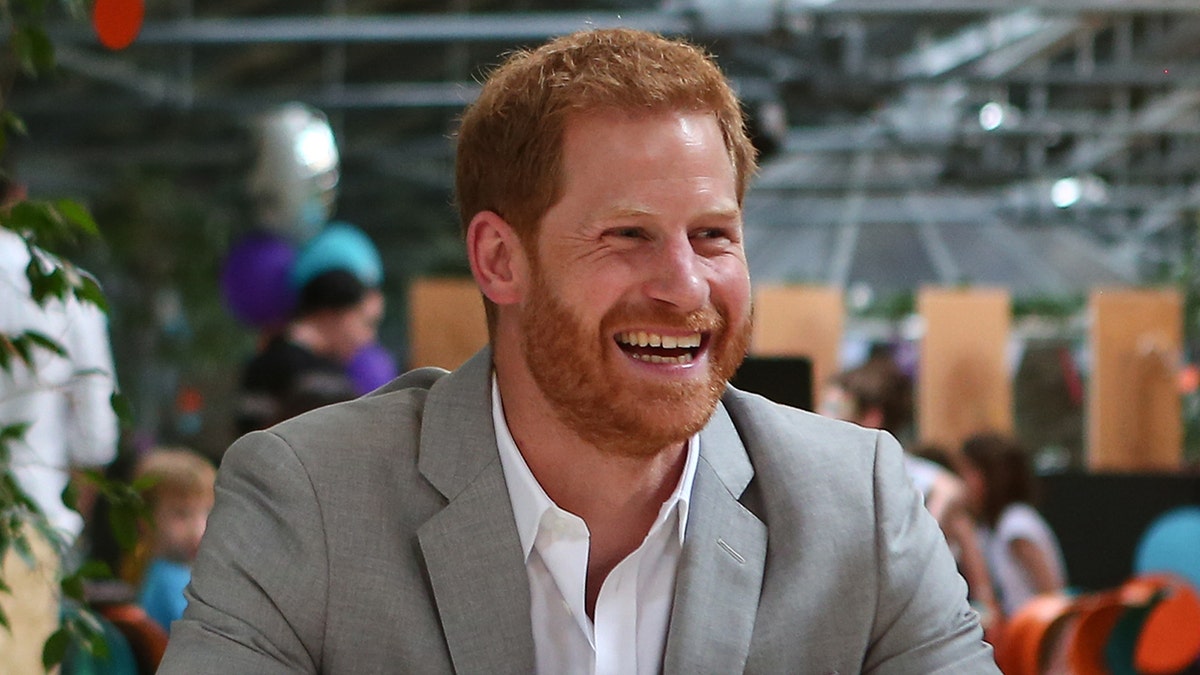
863, 431, 1001, 674
158, 431, 327, 674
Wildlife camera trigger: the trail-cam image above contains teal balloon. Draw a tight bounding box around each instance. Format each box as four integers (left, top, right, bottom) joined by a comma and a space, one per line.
1134, 506, 1200, 590
289, 221, 382, 289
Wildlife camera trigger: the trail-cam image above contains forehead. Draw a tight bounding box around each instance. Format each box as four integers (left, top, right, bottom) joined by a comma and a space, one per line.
556, 109, 736, 191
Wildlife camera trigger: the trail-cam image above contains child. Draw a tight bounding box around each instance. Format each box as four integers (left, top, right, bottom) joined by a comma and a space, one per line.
130, 447, 216, 633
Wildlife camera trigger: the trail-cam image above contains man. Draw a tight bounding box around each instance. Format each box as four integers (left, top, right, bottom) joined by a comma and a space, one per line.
824, 355, 1003, 635
161, 28, 998, 673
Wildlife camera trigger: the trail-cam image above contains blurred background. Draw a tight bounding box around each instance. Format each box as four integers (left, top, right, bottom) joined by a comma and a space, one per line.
7, 0, 1200, 470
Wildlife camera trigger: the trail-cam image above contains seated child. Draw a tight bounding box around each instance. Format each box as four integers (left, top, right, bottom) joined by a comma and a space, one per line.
131, 447, 215, 633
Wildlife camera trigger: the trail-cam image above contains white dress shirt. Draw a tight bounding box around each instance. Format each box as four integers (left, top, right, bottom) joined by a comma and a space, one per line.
492, 377, 698, 675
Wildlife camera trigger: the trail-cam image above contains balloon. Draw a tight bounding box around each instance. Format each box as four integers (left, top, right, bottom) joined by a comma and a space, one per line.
247, 102, 340, 242
93, 0, 144, 50
290, 221, 383, 289
1134, 506, 1200, 590
346, 343, 398, 395
219, 233, 297, 327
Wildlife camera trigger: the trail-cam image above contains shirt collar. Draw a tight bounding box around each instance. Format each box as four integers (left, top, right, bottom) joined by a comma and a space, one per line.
491, 375, 699, 560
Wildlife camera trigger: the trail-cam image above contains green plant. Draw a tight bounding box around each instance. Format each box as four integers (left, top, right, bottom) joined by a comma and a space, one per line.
0, 0, 145, 669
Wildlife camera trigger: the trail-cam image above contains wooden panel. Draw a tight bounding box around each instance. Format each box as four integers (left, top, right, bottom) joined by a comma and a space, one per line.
749, 284, 844, 410
408, 277, 488, 370
917, 287, 1012, 452
1087, 288, 1182, 471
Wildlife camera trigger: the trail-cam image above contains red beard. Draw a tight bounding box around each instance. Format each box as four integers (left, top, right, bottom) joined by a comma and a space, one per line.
519, 266, 751, 458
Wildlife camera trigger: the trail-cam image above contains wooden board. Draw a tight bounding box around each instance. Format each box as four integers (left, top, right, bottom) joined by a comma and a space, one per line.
917, 287, 1013, 452
408, 277, 488, 370
1087, 288, 1182, 471
749, 284, 844, 410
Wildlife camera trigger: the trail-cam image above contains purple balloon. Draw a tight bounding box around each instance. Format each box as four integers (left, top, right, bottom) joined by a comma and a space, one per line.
346, 343, 398, 395
220, 233, 298, 327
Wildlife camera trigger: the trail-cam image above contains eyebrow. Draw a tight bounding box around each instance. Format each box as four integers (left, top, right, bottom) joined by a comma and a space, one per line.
596, 204, 742, 222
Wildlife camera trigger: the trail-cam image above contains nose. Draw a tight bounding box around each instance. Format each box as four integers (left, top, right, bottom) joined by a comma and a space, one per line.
643, 233, 708, 311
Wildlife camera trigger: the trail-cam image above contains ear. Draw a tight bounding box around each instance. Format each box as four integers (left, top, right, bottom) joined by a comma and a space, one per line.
466, 210, 528, 307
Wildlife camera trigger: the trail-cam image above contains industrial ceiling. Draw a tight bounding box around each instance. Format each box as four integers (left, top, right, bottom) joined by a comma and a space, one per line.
13, 0, 1200, 302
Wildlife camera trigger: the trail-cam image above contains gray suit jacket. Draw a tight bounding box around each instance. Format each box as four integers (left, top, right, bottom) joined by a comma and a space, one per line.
160, 349, 999, 674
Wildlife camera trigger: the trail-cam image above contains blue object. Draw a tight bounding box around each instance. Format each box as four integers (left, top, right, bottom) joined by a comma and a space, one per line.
138, 558, 192, 633
1134, 506, 1200, 590
219, 232, 297, 327
289, 221, 382, 289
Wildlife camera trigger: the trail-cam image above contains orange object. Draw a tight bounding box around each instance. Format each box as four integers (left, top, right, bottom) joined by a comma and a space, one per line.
1134, 575, 1200, 674
96, 602, 168, 673
993, 593, 1078, 675
1067, 589, 1126, 675
92, 0, 145, 51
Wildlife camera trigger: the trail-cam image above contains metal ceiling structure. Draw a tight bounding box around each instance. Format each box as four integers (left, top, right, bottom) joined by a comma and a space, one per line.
13, 0, 1200, 301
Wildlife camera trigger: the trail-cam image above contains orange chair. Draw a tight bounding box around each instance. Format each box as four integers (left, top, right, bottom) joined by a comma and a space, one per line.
992, 592, 1079, 675
1132, 574, 1200, 675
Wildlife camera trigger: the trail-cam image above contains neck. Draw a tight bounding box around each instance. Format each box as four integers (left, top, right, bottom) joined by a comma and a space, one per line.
492, 344, 690, 613
288, 319, 333, 359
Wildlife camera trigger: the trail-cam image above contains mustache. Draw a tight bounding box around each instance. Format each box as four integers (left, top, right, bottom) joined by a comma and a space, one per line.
601, 304, 726, 334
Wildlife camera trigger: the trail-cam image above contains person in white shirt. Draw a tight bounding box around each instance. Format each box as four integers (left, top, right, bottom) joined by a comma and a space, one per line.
959, 432, 1068, 617
160, 28, 999, 673
0, 225, 120, 672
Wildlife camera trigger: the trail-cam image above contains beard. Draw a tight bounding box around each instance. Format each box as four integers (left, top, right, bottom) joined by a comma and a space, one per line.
519, 265, 751, 459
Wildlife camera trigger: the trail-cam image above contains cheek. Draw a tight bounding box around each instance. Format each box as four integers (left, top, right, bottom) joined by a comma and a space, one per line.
715, 263, 752, 322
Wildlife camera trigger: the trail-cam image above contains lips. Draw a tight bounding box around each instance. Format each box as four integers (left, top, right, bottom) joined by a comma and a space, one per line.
615, 331, 704, 364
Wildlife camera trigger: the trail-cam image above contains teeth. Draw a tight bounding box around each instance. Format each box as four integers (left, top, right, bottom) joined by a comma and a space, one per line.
618, 332, 702, 348
629, 352, 695, 365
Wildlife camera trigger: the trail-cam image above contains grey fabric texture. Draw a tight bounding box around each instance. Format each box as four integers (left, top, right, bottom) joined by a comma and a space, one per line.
159, 348, 999, 674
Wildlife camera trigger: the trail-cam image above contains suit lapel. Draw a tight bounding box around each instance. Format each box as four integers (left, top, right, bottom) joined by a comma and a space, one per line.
663, 400, 767, 674
415, 349, 536, 674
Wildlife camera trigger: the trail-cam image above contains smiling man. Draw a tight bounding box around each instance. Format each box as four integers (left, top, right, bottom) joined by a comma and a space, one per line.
160, 28, 999, 674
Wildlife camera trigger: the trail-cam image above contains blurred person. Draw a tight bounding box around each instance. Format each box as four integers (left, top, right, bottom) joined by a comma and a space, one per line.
161, 28, 998, 673
129, 447, 216, 632
235, 268, 384, 435
0, 215, 120, 671
824, 357, 1002, 630
959, 432, 1067, 618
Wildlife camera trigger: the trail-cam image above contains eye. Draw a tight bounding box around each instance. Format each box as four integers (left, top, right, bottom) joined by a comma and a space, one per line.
606, 226, 648, 240
694, 228, 728, 240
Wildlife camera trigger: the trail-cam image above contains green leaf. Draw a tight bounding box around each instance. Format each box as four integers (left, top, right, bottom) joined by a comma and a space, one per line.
41, 627, 71, 670
77, 559, 112, 580
60, 572, 84, 602
110, 391, 132, 428
60, 480, 78, 511
11, 530, 36, 569
74, 274, 108, 312
25, 25, 55, 76
0, 606, 9, 632
131, 474, 159, 492
9, 335, 34, 370
23, 330, 66, 358
0, 423, 30, 444
2, 111, 29, 136
54, 199, 98, 236
11, 27, 37, 77
108, 505, 138, 551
